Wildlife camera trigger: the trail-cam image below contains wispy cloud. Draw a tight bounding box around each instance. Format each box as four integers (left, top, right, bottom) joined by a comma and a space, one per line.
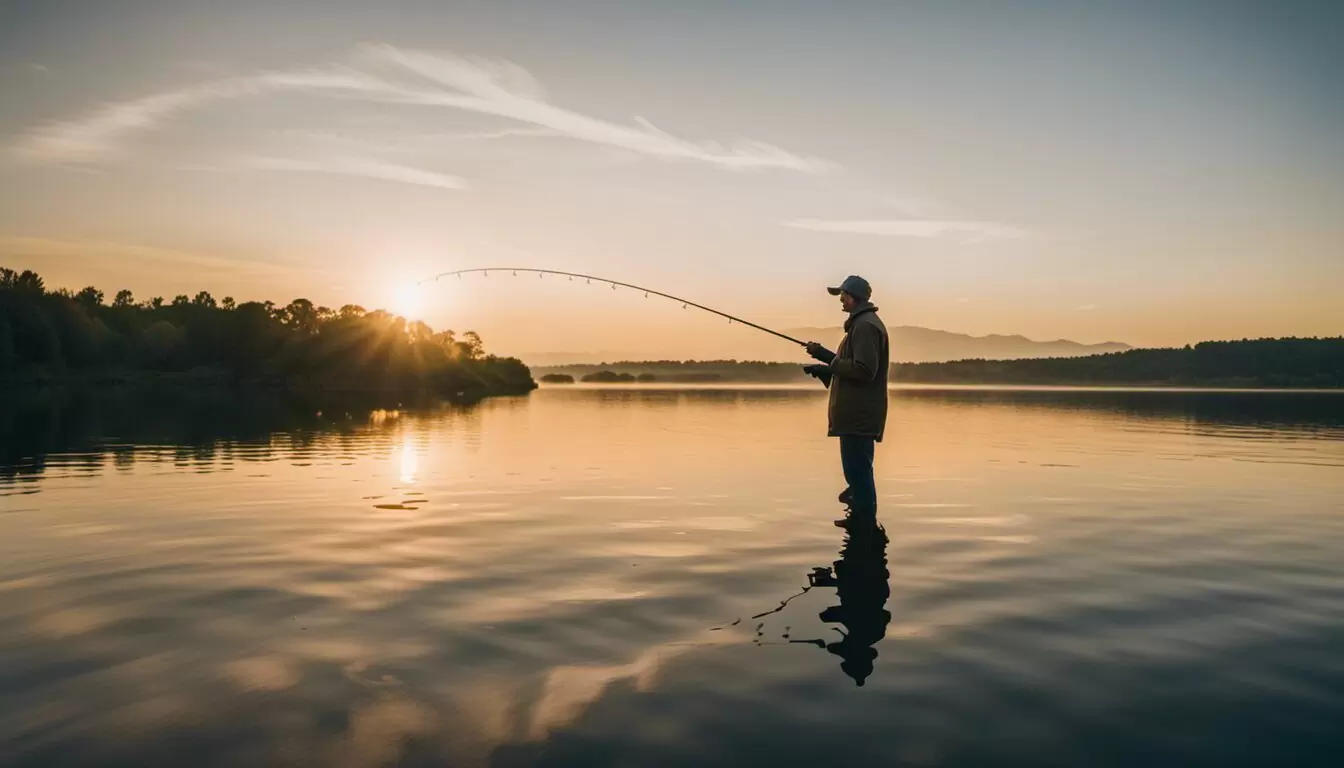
437, 127, 562, 141
244, 156, 468, 191
278, 126, 562, 152
359, 45, 831, 172
10, 68, 408, 164
784, 218, 1028, 243
11, 45, 829, 173
13, 78, 260, 163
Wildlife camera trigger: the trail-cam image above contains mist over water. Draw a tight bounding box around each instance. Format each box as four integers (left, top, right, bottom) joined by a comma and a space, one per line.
2, 387, 1343, 767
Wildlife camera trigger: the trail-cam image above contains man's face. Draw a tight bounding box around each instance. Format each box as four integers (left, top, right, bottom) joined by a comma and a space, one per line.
839, 291, 858, 312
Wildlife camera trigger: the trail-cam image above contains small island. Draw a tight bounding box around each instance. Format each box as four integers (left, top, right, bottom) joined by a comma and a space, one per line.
0, 267, 537, 400
540, 373, 575, 384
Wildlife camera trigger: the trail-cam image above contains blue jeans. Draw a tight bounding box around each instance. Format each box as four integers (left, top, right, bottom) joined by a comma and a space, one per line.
839, 436, 877, 512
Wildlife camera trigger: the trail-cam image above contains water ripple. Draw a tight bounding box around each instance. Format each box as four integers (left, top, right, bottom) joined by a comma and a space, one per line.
1, 388, 1342, 766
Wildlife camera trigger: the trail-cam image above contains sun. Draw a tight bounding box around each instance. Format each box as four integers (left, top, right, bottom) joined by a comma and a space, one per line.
393, 282, 425, 320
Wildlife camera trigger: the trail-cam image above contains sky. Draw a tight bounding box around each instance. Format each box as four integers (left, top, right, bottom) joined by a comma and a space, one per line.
1, 0, 1340, 358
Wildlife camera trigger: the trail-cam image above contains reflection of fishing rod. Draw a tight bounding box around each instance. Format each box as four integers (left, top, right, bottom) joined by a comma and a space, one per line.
419, 267, 806, 347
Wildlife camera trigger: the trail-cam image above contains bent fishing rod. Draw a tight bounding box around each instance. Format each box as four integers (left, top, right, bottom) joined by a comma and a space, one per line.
419, 267, 807, 347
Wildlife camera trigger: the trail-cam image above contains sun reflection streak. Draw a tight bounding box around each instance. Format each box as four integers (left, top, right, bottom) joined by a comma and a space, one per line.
399, 437, 419, 484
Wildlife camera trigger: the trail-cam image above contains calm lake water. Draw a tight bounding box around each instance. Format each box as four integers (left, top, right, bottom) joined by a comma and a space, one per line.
3, 386, 1343, 767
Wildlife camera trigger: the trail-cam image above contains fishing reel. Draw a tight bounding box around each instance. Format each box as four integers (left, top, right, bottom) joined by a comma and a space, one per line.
808, 566, 837, 588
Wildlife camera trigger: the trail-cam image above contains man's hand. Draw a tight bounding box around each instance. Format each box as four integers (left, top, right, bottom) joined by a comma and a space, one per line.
805, 342, 836, 363
802, 364, 833, 388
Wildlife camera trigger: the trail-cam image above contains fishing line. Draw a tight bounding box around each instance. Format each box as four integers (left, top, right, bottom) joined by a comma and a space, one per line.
419, 267, 806, 347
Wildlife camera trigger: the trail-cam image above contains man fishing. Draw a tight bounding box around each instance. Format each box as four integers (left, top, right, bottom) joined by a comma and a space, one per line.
802, 275, 890, 523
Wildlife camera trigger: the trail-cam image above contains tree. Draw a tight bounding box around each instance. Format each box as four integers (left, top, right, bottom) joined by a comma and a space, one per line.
279, 298, 317, 333
461, 331, 484, 360
75, 286, 104, 308
171, 295, 190, 307
0, 316, 14, 370
339, 304, 366, 320
113, 289, 135, 308
138, 320, 182, 367
192, 291, 217, 309
409, 320, 434, 343
8, 305, 61, 364
147, 297, 165, 309
12, 270, 45, 294
221, 296, 235, 311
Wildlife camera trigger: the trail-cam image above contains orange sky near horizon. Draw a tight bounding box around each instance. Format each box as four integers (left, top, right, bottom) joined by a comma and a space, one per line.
1, 2, 1340, 358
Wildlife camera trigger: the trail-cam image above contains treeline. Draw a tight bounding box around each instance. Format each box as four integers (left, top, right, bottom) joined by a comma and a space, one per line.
580, 371, 658, 383
535, 339, 1343, 388
534, 359, 807, 383
0, 267, 535, 398
892, 338, 1344, 388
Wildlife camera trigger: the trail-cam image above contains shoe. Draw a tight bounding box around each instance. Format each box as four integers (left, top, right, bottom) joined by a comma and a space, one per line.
838, 488, 853, 505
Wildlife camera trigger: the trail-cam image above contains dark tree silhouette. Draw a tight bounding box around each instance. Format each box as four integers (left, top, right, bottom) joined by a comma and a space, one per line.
544, 343, 1343, 388
0, 266, 536, 398
890, 338, 1343, 388
75, 287, 103, 309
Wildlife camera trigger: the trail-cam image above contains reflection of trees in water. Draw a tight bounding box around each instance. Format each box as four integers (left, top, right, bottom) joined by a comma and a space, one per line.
895, 388, 1344, 436
0, 389, 475, 482
551, 386, 1342, 434
576, 386, 825, 411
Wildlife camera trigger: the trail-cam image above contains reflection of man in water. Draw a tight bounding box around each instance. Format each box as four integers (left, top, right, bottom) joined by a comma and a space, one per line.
803, 275, 890, 524
803, 522, 891, 686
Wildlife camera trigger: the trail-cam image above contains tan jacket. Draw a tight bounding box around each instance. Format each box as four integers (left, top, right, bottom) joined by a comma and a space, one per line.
827, 304, 890, 441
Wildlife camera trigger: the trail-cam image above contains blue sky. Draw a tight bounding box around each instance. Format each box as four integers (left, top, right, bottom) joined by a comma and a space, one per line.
1, 0, 1340, 356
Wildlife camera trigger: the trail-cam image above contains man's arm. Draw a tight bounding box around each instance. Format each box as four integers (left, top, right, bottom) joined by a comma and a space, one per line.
828, 323, 880, 382
802, 364, 833, 388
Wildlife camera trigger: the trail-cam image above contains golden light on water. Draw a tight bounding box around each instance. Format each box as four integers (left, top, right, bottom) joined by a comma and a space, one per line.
399, 437, 419, 484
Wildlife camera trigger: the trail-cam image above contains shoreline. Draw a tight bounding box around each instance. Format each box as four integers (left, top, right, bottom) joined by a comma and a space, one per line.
0, 370, 538, 401
538, 381, 1343, 393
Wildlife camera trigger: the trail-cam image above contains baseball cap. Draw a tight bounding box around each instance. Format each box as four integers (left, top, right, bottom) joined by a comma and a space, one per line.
827, 275, 872, 301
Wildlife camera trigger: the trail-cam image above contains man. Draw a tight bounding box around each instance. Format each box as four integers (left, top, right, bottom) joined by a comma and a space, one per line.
802, 275, 890, 520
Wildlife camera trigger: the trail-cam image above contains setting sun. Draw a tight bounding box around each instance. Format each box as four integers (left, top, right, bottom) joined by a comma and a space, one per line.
393, 282, 425, 320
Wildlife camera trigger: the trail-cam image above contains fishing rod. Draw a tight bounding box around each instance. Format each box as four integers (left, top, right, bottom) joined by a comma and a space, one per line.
419, 267, 807, 347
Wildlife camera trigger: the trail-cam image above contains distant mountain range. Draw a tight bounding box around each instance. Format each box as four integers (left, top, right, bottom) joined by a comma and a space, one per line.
520, 326, 1130, 366
787, 325, 1131, 364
